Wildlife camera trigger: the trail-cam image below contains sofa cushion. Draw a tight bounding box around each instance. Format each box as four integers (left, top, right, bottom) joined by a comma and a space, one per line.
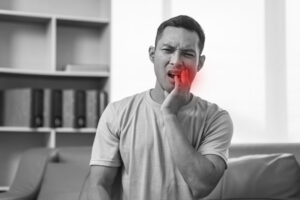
0, 148, 54, 200
223, 153, 300, 199
37, 163, 89, 200
204, 153, 300, 200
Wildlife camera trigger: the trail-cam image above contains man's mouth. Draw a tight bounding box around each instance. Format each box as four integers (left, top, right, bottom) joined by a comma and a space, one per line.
167, 70, 180, 79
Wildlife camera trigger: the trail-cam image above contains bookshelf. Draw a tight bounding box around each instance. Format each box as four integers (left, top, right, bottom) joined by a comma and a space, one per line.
0, 0, 110, 190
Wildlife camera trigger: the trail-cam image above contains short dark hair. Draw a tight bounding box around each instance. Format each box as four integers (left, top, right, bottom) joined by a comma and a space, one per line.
155, 15, 205, 53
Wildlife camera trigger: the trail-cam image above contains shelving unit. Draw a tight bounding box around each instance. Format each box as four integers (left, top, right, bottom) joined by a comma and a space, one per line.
0, 0, 110, 190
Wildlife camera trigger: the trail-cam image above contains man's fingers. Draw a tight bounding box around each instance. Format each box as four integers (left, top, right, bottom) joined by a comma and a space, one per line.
174, 75, 180, 88
182, 69, 189, 85
177, 69, 191, 89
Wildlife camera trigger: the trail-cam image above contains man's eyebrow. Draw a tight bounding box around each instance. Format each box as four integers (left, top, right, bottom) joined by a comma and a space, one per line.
161, 44, 196, 53
180, 48, 196, 53
161, 43, 174, 47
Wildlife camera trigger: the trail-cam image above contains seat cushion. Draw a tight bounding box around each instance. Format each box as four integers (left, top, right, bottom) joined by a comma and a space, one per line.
204, 153, 300, 200
222, 153, 300, 199
37, 163, 89, 200
0, 148, 55, 200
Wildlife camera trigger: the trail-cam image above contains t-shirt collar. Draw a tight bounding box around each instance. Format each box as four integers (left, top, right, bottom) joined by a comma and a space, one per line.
145, 89, 197, 111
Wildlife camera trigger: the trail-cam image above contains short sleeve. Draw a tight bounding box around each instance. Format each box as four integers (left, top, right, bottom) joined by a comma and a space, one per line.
90, 103, 121, 167
198, 110, 233, 165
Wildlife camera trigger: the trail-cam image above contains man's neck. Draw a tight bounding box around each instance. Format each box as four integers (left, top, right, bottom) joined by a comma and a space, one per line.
150, 82, 193, 105
150, 84, 165, 104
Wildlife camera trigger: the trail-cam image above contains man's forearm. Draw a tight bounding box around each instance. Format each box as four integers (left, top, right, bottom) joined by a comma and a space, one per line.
87, 165, 119, 200
162, 112, 220, 198
88, 184, 111, 200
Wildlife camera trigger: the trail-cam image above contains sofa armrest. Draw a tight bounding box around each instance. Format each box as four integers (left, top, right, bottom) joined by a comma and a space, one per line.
0, 192, 33, 200
0, 148, 56, 200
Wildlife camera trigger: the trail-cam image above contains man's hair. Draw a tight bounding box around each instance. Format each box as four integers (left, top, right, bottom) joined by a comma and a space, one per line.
155, 15, 205, 53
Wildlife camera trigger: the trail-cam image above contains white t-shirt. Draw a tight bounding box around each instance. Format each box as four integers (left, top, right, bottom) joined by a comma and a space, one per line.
90, 90, 233, 200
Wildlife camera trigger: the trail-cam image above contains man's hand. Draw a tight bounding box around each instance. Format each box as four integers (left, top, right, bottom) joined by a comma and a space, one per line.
161, 69, 192, 114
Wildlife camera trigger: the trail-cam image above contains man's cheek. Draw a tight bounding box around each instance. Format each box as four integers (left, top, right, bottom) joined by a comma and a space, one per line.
180, 68, 196, 85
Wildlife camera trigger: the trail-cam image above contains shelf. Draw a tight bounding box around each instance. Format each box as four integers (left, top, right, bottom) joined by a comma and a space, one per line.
0, 9, 51, 22
0, 186, 9, 192
0, 126, 51, 133
0, 0, 109, 19
0, 15, 51, 71
0, 9, 110, 25
55, 127, 96, 134
0, 67, 109, 77
0, 126, 96, 134
56, 22, 109, 71
56, 15, 109, 27
0, 0, 110, 188
0, 68, 109, 89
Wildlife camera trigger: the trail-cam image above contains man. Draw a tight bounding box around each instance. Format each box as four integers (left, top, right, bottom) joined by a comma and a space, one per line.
88, 15, 233, 200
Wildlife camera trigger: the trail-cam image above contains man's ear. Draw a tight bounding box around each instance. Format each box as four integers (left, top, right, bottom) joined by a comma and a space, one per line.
197, 55, 206, 71
149, 46, 155, 63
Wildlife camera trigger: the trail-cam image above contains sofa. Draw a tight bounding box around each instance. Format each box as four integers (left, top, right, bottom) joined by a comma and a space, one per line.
0, 143, 300, 200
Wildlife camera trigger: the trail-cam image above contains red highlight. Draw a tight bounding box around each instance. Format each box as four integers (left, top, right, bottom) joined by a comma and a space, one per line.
176, 67, 197, 89
190, 72, 202, 91
168, 64, 204, 92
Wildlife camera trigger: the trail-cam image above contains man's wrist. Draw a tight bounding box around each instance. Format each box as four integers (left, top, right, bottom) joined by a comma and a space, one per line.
161, 108, 177, 117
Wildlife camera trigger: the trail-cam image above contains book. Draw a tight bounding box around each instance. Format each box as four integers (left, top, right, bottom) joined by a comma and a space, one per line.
86, 90, 98, 128
0, 91, 3, 125
3, 88, 31, 126
50, 90, 63, 127
63, 89, 74, 128
98, 90, 108, 119
30, 89, 44, 127
74, 90, 86, 128
43, 89, 51, 127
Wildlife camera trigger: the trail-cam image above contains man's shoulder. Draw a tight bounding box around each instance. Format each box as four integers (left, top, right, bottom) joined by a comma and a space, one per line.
194, 96, 233, 136
194, 96, 230, 117
109, 90, 148, 110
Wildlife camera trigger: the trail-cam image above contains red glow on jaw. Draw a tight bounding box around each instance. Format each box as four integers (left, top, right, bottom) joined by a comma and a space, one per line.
190, 72, 203, 92
175, 67, 196, 88
166, 65, 204, 92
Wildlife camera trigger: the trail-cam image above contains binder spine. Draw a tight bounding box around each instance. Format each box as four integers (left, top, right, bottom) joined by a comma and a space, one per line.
31, 89, 44, 127
51, 90, 63, 127
98, 91, 108, 120
0, 91, 3, 125
74, 90, 86, 128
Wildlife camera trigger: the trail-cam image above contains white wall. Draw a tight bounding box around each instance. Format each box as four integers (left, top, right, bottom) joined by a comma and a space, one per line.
111, 0, 162, 101
286, 0, 300, 140
171, 0, 267, 143
111, 0, 300, 143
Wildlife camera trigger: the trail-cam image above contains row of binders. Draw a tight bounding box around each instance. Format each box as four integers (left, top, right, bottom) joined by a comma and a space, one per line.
0, 88, 108, 128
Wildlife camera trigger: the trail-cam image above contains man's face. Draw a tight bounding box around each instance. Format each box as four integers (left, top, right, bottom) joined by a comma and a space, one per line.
149, 26, 204, 93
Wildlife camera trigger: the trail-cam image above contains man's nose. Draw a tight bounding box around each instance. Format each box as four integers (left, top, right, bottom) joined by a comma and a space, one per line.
170, 51, 182, 66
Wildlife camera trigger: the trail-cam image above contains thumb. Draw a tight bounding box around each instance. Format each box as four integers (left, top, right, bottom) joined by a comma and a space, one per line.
174, 75, 180, 88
